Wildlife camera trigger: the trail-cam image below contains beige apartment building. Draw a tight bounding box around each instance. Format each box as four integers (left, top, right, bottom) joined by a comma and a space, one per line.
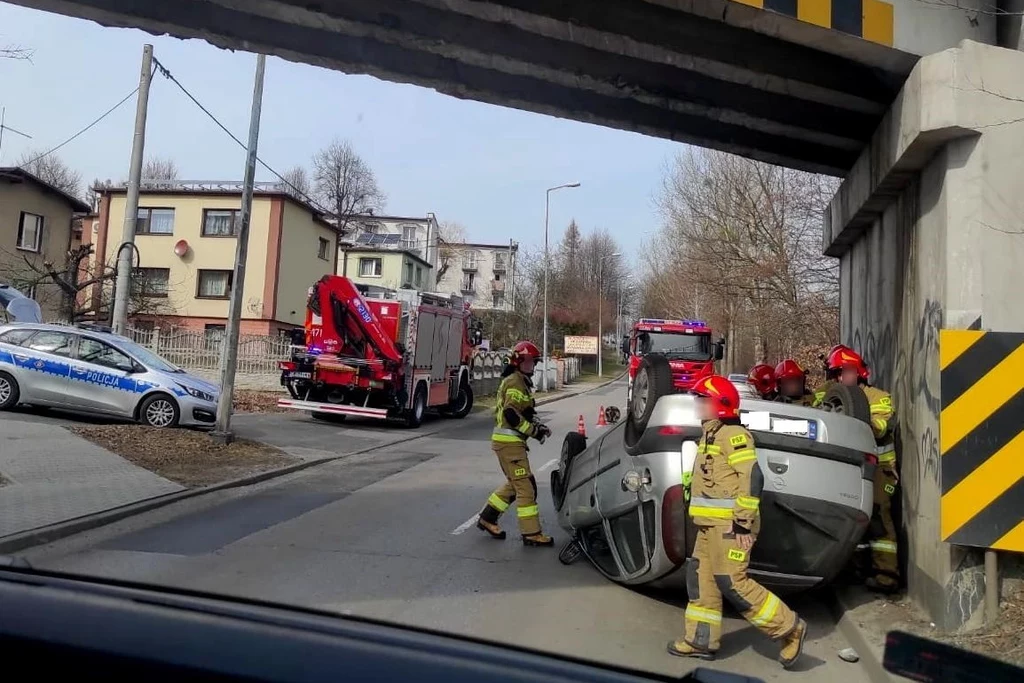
0, 167, 91, 321
90, 181, 340, 336
436, 242, 517, 310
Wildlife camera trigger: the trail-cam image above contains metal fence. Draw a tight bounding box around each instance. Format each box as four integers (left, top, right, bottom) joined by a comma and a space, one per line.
126, 327, 292, 375
471, 353, 582, 396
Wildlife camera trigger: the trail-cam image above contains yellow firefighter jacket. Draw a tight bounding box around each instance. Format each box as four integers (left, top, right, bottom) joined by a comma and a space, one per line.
775, 391, 816, 407
688, 420, 762, 532
491, 370, 539, 445
811, 380, 835, 408
863, 385, 896, 468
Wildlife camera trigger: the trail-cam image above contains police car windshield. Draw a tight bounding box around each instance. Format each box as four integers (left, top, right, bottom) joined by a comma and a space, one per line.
117, 339, 181, 373
639, 331, 712, 359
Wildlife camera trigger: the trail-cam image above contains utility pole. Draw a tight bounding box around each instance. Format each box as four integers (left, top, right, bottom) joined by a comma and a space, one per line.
111, 44, 154, 335
212, 53, 267, 442
541, 182, 579, 392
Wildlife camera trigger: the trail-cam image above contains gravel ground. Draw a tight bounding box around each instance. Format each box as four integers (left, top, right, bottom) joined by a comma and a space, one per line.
233, 390, 289, 414
68, 425, 297, 488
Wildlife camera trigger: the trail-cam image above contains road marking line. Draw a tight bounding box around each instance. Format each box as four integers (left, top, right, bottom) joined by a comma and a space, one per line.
451, 514, 480, 535
538, 458, 558, 473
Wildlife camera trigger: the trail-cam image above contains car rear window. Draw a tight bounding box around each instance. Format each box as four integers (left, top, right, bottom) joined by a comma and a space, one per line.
0, 328, 35, 346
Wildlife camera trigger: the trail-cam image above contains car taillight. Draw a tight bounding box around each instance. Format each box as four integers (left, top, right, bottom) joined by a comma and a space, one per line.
278, 361, 296, 371
661, 484, 688, 566
659, 425, 687, 435
865, 453, 878, 465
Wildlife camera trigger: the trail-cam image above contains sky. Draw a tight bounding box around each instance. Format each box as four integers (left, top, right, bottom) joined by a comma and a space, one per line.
0, 2, 683, 264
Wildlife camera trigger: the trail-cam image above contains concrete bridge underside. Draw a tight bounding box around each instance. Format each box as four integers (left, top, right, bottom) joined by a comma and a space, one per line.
8, 0, 924, 176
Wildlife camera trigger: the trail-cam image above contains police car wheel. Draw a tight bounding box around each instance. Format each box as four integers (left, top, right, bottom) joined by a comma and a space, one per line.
139, 393, 180, 428
0, 372, 19, 410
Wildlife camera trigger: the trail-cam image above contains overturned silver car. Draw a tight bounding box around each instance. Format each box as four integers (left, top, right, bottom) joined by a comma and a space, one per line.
550, 354, 879, 593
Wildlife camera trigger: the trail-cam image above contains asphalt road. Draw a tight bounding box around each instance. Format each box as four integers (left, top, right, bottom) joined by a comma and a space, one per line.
21, 379, 871, 682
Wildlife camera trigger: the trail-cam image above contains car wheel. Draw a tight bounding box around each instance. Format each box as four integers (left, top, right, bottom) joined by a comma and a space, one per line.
404, 383, 427, 428
311, 412, 347, 423
820, 383, 872, 424
625, 354, 674, 445
0, 372, 20, 411
138, 393, 180, 428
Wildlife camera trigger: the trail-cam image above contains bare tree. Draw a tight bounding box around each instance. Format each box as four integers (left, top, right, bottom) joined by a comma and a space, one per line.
142, 157, 178, 181
17, 150, 82, 198
642, 149, 839, 372
280, 166, 311, 196
435, 221, 468, 285
312, 138, 386, 233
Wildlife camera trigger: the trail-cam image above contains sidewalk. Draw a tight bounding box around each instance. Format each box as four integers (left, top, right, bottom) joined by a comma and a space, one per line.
0, 419, 183, 538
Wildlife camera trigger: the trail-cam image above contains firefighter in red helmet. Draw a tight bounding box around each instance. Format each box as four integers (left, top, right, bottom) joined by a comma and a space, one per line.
814, 346, 900, 593
747, 363, 778, 400
476, 340, 554, 547
774, 359, 815, 406
669, 375, 807, 668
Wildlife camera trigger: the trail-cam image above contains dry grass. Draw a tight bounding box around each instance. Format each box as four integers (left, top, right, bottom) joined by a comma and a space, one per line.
233, 390, 289, 414
69, 425, 296, 488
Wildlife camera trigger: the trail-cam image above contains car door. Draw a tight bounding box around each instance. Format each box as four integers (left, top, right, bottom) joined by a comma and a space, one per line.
593, 422, 654, 580
14, 330, 75, 405
66, 336, 141, 416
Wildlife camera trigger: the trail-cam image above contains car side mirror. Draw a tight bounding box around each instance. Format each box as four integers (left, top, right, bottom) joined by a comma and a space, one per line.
714, 342, 725, 361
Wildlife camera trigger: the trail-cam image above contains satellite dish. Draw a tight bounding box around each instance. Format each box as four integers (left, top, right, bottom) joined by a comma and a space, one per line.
174, 239, 190, 257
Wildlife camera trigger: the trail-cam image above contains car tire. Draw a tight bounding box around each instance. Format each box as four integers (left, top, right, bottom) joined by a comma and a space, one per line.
138, 393, 180, 428
0, 372, 20, 411
820, 383, 872, 424
404, 383, 427, 428
625, 354, 674, 445
311, 412, 347, 423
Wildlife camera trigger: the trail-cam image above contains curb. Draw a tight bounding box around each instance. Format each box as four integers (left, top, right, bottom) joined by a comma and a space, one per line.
0, 429, 435, 556
825, 588, 897, 683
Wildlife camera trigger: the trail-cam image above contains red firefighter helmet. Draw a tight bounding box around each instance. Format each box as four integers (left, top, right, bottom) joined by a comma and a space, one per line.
692, 375, 741, 419
827, 346, 869, 380
775, 359, 806, 382
747, 363, 777, 396
510, 340, 542, 367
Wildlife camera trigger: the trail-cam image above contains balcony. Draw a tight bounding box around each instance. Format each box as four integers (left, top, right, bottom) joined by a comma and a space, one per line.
493, 259, 507, 273
461, 261, 478, 272
491, 280, 505, 292
461, 282, 476, 294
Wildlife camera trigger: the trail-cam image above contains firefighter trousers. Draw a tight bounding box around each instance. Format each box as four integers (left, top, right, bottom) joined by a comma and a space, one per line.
479, 442, 541, 536
868, 465, 900, 587
682, 526, 799, 652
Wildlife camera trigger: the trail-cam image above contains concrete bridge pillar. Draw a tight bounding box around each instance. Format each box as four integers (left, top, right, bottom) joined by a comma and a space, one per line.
823, 40, 1024, 631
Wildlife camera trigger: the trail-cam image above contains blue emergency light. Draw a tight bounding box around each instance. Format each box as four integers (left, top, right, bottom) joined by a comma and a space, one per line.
638, 318, 707, 328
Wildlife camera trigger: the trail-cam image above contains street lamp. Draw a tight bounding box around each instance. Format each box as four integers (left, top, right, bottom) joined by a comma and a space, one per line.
597, 252, 621, 378
542, 182, 580, 392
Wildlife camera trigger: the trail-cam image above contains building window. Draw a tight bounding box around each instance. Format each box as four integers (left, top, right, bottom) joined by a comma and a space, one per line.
202, 209, 239, 237
461, 272, 476, 293
197, 269, 233, 299
401, 225, 417, 250
362, 222, 383, 234
17, 212, 43, 252
134, 267, 170, 297
404, 261, 414, 285
494, 252, 507, 271
493, 291, 505, 307
137, 207, 175, 235
318, 237, 330, 261
462, 250, 479, 270
415, 266, 423, 288
359, 257, 382, 277
204, 324, 225, 351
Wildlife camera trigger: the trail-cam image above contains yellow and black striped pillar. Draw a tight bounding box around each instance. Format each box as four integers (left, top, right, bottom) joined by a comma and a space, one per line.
732, 0, 895, 47
939, 330, 1024, 552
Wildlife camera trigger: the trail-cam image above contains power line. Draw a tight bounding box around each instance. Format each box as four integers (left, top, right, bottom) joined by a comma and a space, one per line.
16, 83, 142, 169
151, 56, 332, 218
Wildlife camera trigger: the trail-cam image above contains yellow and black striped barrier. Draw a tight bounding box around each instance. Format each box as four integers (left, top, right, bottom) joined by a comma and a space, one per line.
940, 330, 1024, 552
732, 0, 894, 47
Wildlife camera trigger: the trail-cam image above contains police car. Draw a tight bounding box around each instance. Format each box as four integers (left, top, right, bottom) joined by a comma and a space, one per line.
0, 322, 219, 428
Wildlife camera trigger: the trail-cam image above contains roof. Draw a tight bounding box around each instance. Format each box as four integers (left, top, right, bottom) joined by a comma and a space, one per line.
0, 167, 92, 213
347, 214, 434, 224
97, 180, 339, 233
344, 248, 433, 268
448, 242, 518, 251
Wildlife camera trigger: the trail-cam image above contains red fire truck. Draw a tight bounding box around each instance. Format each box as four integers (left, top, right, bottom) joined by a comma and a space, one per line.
626, 318, 724, 401
277, 275, 482, 428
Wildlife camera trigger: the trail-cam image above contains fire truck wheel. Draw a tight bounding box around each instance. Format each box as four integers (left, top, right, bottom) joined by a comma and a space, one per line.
405, 383, 427, 428
446, 381, 474, 419
311, 412, 347, 423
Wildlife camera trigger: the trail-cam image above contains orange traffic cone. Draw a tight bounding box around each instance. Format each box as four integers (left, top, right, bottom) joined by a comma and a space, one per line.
596, 406, 608, 428
577, 415, 587, 437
